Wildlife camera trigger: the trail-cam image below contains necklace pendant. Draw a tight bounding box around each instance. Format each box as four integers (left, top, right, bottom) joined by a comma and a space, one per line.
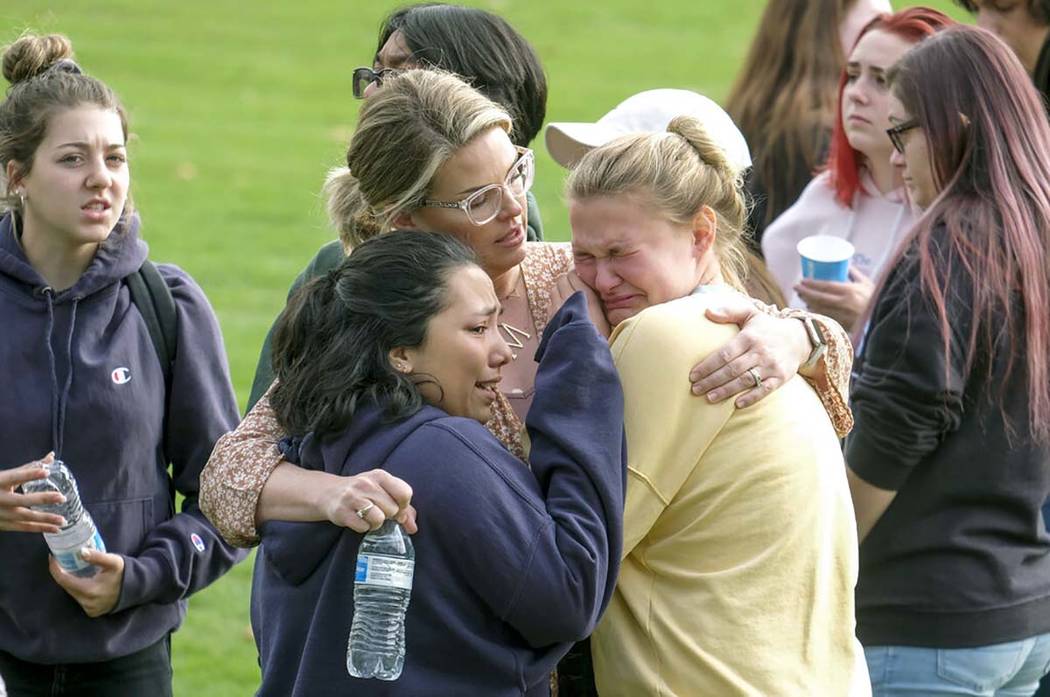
499, 322, 531, 352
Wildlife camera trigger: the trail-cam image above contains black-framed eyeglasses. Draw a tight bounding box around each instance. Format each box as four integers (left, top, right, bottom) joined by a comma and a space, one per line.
420, 147, 535, 226
886, 119, 920, 154
352, 67, 399, 99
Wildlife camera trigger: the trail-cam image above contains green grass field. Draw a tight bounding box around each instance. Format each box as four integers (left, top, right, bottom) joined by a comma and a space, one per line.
3, 1, 967, 693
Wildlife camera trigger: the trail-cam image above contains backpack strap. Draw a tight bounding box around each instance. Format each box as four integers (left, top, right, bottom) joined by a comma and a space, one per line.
126, 260, 178, 389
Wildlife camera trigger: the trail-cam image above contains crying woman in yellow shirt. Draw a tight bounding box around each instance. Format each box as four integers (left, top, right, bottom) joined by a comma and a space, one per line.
566, 116, 869, 697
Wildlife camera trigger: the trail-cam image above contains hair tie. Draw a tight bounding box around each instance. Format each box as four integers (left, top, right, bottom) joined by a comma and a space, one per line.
47, 59, 82, 76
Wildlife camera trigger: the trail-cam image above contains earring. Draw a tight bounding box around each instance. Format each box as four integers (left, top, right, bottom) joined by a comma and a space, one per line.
396, 362, 410, 374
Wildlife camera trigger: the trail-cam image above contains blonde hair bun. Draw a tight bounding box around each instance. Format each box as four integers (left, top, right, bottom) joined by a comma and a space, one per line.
3, 33, 74, 85
666, 116, 736, 180
322, 166, 382, 251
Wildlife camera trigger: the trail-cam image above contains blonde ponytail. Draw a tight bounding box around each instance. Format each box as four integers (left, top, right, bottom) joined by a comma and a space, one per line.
322, 166, 382, 252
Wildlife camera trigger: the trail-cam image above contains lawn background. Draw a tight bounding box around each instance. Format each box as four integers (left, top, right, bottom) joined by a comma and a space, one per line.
2, 1, 967, 693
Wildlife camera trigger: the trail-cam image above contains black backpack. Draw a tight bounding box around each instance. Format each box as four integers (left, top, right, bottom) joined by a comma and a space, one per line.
124, 260, 177, 389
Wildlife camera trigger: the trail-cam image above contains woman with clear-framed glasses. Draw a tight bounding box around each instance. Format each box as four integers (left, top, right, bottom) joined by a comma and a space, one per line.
417, 145, 534, 226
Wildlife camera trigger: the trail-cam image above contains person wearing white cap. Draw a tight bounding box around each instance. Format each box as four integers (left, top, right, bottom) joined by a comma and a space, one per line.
545, 89, 853, 423
546, 89, 753, 172
548, 88, 792, 310
565, 116, 868, 697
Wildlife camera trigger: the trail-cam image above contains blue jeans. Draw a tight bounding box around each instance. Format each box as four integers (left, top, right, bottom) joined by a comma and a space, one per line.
866, 636, 1050, 696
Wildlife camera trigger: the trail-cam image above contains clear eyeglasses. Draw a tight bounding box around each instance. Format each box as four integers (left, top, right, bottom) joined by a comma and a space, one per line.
420, 147, 535, 226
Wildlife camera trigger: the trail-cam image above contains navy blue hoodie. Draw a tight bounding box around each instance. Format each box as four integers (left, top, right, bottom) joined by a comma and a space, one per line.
252, 293, 625, 697
0, 212, 246, 663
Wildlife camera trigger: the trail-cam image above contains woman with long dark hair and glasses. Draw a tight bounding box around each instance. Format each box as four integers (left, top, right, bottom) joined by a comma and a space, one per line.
243, 3, 552, 412
846, 25, 1050, 693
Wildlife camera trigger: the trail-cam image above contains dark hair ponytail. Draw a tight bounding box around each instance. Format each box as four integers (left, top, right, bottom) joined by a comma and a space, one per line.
270, 229, 477, 437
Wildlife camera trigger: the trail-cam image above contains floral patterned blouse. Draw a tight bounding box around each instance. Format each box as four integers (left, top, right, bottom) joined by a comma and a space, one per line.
199, 243, 853, 547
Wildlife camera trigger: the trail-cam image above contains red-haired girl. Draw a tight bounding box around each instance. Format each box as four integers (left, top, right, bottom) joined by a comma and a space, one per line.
762, 7, 953, 333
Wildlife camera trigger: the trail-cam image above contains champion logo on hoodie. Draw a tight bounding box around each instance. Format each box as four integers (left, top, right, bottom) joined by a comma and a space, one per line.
111, 367, 132, 385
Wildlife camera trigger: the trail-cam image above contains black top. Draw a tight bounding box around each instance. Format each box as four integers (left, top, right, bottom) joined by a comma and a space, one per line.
846, 226, 1050, 648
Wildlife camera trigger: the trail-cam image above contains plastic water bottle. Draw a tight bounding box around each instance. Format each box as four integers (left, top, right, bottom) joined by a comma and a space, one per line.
21, 461, 105, 578
347, 520, 415, 680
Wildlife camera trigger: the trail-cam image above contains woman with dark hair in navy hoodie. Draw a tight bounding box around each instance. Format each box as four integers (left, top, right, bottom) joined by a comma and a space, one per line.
0, 34, 243, 696
253, 229, 625, 696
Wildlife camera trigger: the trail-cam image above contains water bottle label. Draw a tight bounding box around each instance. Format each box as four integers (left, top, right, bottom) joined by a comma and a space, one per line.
355, 553, 414, 590
52, 528, 105, 573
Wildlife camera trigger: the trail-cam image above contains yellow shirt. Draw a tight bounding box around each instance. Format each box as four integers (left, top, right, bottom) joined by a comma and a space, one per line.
593, 293, 868, 697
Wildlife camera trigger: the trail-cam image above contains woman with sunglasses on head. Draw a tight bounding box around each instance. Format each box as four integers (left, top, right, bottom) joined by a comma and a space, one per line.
245, 2, 549, 410
201, 68, 854, 554
762, 7, 953, 334
846, 26, 1050, 694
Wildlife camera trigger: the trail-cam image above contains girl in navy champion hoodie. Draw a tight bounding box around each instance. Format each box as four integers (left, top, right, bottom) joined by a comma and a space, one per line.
0, 34, 243, 696
254, 230, 625, 697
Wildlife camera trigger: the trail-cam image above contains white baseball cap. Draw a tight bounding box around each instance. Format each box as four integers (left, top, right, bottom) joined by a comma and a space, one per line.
545, 88, 752, 172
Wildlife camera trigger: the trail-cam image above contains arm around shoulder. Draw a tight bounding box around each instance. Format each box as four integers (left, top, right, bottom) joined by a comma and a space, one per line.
199, 384, 286, 547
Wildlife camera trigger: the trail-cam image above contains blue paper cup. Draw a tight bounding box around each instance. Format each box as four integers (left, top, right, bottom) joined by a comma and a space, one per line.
797, 235, 855, 282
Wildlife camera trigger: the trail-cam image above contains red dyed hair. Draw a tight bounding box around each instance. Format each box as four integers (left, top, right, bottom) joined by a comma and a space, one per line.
825, 7, 954, 207
883, 25, 1050, 443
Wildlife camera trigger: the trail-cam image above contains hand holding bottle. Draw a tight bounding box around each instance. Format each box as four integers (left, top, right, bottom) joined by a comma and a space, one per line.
48, 549, 125, 617
0, 453, 66, 533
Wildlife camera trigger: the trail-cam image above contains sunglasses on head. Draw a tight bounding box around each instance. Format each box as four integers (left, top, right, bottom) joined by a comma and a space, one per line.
351, 67, 400, 99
